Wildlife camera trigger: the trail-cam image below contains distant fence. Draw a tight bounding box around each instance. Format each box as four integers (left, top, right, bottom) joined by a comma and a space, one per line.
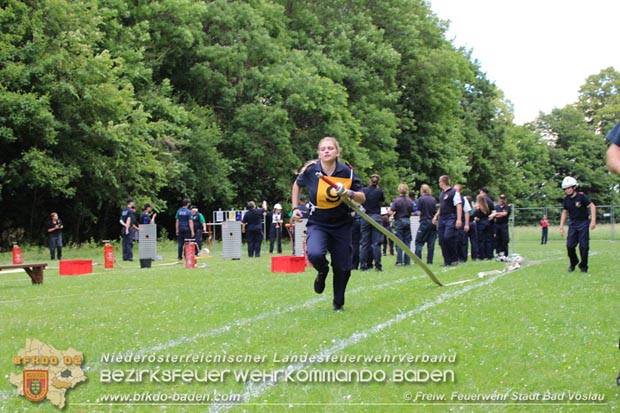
509, 205, 618, 243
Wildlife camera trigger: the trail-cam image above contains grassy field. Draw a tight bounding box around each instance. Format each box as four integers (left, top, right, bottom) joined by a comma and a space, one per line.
1, 234, 619, 412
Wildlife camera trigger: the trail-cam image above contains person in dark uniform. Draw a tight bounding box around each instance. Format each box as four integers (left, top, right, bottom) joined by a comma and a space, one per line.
559, 176, 596, 273
390, 183, 414, 266
415, 184, 437, 264
464, 195, 478, 260
432, 175, 462, 266
606, 121, 620, 174
473, 194, 495, 260
291, 137, 365, 311
120, 198, 136, 261
242, 200, 267, 257
350, 209, 362, 270
268, 203, 284, 254
175, 198, 194, 261
494, 194, 511, 258
454, 184, 472, 263
360, 174, 385, 271
140, 203, 156, 224
46, 212, 63, 260
191, 206, 207, 254
479, 187, 495, 259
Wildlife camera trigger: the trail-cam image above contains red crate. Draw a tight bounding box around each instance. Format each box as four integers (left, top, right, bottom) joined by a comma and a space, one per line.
59, 260, 93, 276
271, 256, 306, 273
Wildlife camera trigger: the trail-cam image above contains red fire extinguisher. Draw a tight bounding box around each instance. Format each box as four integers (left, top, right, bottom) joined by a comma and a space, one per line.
103, 240, 114, 269
184, 239, 196, 268
12, 243, 23, 265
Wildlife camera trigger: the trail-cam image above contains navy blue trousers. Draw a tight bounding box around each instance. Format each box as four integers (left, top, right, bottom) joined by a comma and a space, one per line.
306, 220, 352, 308
567, 220, 590, 271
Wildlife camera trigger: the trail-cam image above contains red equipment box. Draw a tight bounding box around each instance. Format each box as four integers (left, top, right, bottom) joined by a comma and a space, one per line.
59, 260, 93, 276
271, 256, 306, 273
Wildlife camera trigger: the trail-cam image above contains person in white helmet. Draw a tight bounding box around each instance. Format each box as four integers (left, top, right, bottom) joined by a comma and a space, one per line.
268, 203, 284, 254
558, 176, 596, 273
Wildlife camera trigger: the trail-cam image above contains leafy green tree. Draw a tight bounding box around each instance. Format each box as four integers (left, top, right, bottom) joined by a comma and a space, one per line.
577, 67, 620, 134
536, 106, 616, 205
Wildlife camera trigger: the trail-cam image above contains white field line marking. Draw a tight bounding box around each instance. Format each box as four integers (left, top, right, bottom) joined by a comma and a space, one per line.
134, 273, 426, 355
208, 270, 513, 413
76, 273, 427, 374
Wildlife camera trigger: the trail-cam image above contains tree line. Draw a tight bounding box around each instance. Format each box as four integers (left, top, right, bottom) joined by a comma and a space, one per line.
1, 0, 618, 247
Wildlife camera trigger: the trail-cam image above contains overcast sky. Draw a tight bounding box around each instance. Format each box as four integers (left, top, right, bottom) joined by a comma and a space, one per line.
429, 0, 620, 124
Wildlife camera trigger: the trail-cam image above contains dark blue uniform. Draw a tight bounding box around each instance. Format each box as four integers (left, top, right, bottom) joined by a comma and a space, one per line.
390, 196, 414, 266
242, 207, 265, 257
415, 194, 437, 264
46, 218, 63, 260
360, 185, 385, 271
494, 203, 511, 257
296, 161, 361, 309
563, 192, 593, 272
437, 187, 460, 266
176, 206, 193, 260
191, 211, 206, 253
120, 207, 135, 261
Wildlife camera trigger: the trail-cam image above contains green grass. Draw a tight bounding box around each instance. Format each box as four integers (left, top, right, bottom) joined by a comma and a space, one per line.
1, 237, 618, 412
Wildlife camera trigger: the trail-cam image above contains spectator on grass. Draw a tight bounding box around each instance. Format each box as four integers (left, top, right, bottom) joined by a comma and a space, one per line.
140, 204, 156, 224
46, 212, 63, 260
291, 136, 365, 311
540, 214, 549, 245
473, 194, 495, 260
494, 194, 511, 258
268, 203, 284, 254
175, 198, 194, 261
454, 184, 472, 262
415, 184, 437, 264
390, 183, 414, 266
120, 198, 136, 261
191, 206, 207, 254
360, 174, 385, 271
242, 200, 267, 258
432, 175, 462, 266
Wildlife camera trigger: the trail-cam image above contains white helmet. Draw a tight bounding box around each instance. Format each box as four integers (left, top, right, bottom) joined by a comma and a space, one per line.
561, 176, 577, 189
274, 203, 282, 210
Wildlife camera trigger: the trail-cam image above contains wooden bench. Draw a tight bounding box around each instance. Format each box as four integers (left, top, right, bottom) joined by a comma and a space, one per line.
0, 263, 48, 284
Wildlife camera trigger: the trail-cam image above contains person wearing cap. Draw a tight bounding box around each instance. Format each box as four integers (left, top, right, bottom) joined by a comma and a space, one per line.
191, 206, 207, 254
494, 194, 511, 258
268, 203, 284, 254
175, 198, 195, 261
120, 198, 136, 261
291, 137, 365, 311
559, 176, 596, 273
360, 174, 386, 271
606, 121, 620, 174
